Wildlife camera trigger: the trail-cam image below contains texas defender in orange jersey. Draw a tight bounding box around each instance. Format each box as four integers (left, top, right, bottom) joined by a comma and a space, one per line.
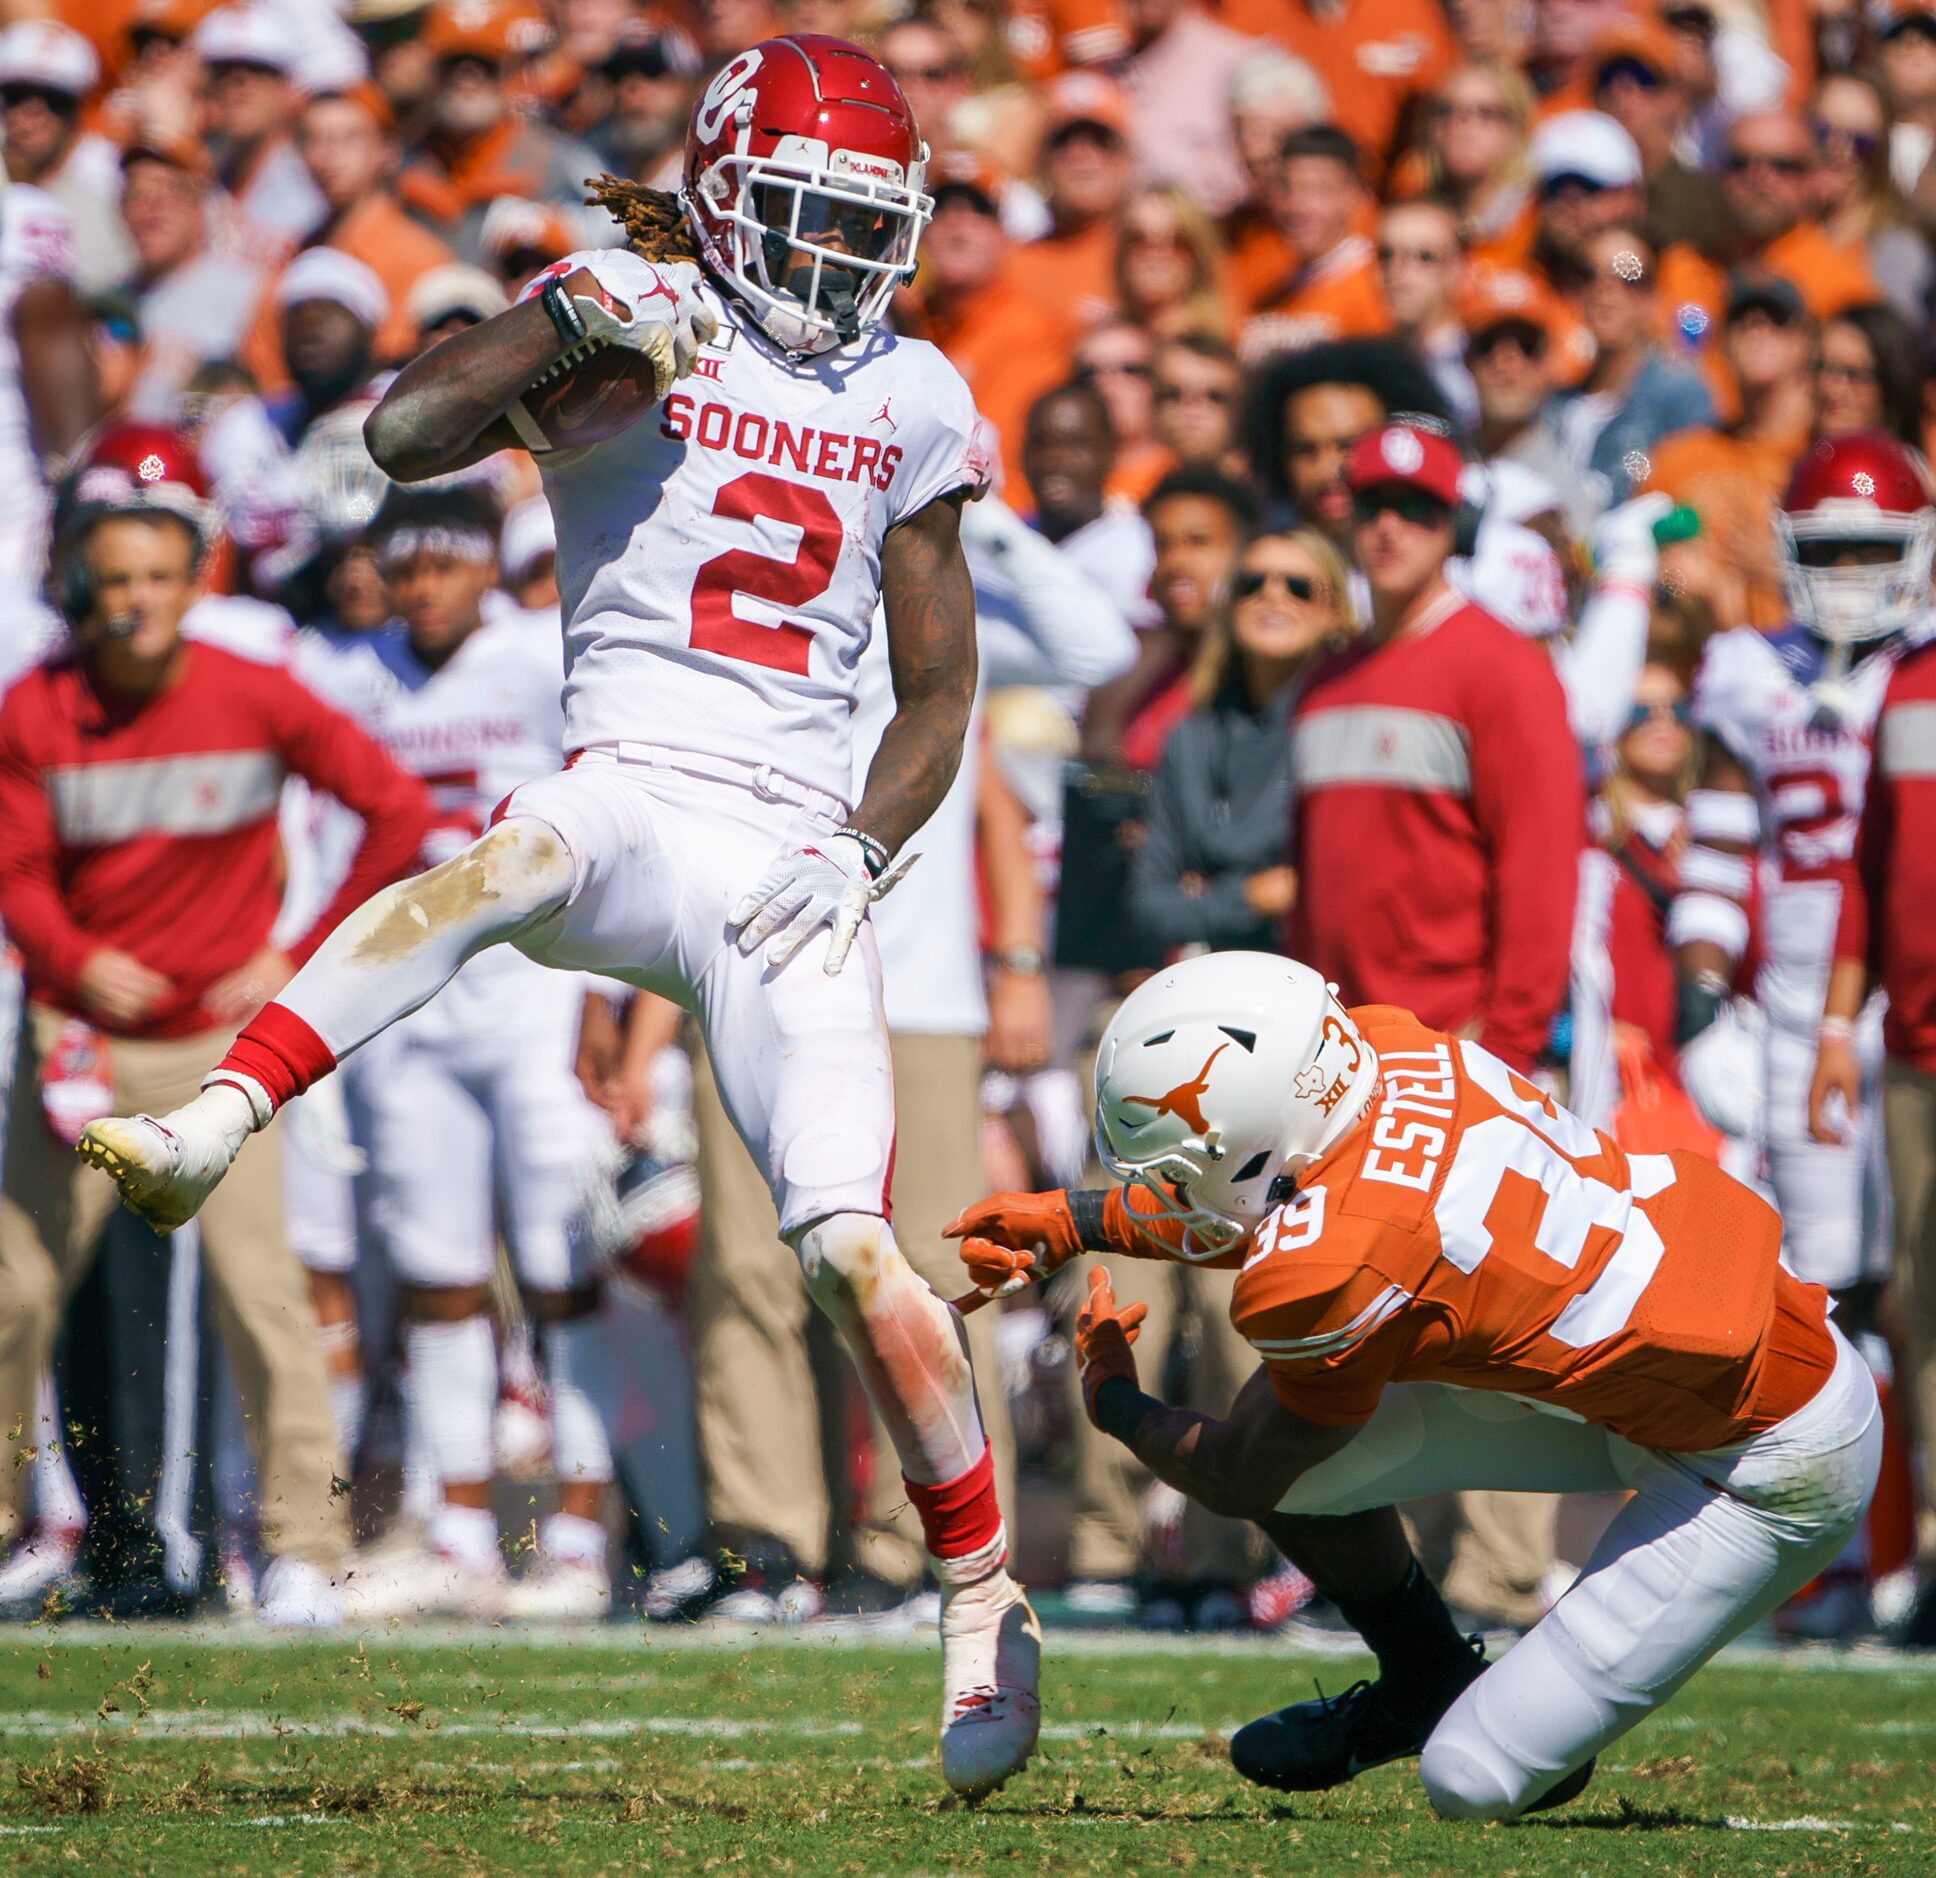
949, 953, 1882, 1821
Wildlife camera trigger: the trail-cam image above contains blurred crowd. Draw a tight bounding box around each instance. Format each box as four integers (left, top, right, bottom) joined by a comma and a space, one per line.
0, 0, 1929, 1643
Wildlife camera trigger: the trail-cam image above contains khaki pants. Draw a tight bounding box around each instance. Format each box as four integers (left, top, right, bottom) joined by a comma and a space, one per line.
1408, 1490, 1559, 1629
1067, 1257, 1262, 1584
688, 1031, 1015, 1584
0, 1007, 345, 1567
1885, 1058, 1936, 1557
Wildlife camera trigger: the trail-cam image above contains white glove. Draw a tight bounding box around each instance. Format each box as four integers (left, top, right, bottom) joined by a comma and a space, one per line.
562, 250, 718, 386
1590, 492, 1673, 590
1678, 1002, 1765, 1143
728, 831, 914, 975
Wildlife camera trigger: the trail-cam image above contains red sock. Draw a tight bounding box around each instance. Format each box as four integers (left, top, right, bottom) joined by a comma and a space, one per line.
212, 1003, 336, 1112
904, 1445, 1003, 1561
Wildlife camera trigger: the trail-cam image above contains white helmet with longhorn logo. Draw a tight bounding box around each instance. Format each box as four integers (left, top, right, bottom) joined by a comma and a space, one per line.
1093, 953, 1380, 1258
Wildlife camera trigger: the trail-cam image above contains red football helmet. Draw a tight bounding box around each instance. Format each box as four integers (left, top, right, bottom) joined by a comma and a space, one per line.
1776, 430, 1936, 646
66, 421, 214, 547
682, 34, 931, 355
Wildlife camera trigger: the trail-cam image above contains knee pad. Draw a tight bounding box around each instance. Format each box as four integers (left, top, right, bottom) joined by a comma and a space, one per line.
1420, 1735, 1522, 1823
793, 1211, 891, 1313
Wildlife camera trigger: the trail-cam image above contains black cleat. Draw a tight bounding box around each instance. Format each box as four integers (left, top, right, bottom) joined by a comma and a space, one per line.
1229, 1636, 1488, 1793
1520, 1757, 1596, 1815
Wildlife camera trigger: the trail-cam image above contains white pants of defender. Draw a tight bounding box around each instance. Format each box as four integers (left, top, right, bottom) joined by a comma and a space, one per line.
497, 748, 896, 1237
1763, 1015, 1891, 1292
353, 952, 608, 1291
1277, 1327, 1881, 1819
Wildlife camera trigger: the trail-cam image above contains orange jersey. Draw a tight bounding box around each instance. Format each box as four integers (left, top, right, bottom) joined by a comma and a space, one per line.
1236, 236, 1390, 364
1229, 1007, 1835, 1450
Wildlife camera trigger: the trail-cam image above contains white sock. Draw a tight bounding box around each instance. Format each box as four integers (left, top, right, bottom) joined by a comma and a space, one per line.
404, 1316, 496, 1487
183, 1080, 259, 1150
545, 1309, 623, 1487
30, 1378, 83, 1534
328, 1374, 366, 1462
429, 1501, 499, 1571
540, 1510, 606, 1567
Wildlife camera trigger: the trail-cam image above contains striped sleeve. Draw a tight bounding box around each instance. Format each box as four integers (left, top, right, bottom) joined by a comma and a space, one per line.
1232, 1256, 1420, 1427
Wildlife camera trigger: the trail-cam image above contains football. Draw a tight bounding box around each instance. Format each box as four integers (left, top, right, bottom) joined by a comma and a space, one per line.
509, 336, 665, 454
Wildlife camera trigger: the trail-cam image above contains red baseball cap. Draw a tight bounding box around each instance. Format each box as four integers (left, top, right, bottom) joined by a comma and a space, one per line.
1344, 423, 1464, 508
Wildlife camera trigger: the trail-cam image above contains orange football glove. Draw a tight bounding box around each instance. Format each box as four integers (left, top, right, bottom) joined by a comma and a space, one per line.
1073, 1266, 1147, 1423
943, 1189, 1086, 1300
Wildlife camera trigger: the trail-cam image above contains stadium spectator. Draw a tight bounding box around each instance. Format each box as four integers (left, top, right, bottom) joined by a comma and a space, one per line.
1590, 17, 1724, 255
1112, 186, 1227, 341
1810, 73, 1934, 327
1812, 633, 1936, 1648
194, 7, 327, 267
0, 21, 132, 294
1073, 319, 1170, 501
1150, 333, 1246, 481
1237, 125, 1388, 363
1131, 526, 1355, 955
1219, 49, 1329, 317
1413, 61, 1535, 269
1880, 1, 1936, 198
263, 250, 388, 448
407, 262, 511, 353
1814, 302, 1929, 446
1118, 0, 1260, 217
0, 432, 432, 1625
119, 133, 267, 421
1261, 0, 1455, 170
1376, 199, 1473, 426
397, 2, 603, 265
587, 26, 700, 184
1012, 72, 1135, 329
241, 84, 456, 393
1526, 109, 1643, 287
916, 163, 1073, 498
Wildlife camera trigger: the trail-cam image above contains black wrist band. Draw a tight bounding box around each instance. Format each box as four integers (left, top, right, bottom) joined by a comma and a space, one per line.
839, 826, 890, 880
1092, 1375, 1157, 1446
1068, 1188, 1109, 1251
541, 275, 587, 349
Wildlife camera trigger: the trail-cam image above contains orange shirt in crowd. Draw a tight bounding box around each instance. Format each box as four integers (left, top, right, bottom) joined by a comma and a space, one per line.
1005, 0, 1130, 81
1643, 420, 1809, 628
1224, 208, 1295, 321
1236, 233, 1389, 362
1228, 1007, 1835, 1449
239, 193, 456, 393
1657, 225, 1876, 414
922, 268, 1075, 502
1215, 0, 1455, 171
1010, 219, 1119, 332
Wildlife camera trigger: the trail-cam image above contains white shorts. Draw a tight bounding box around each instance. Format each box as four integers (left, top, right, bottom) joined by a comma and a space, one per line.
502, 747, 895, 1238
1278, 1327, 1882, 1817
1762, 1016, 1891, 1291
356, 948, 610, 1293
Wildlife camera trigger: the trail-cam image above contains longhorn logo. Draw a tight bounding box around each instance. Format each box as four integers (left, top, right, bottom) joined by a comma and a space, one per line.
1119, 1042, 1230, 1135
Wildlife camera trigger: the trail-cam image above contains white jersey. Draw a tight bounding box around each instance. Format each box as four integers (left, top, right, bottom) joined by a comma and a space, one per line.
538, 272, 987, 806
0, 185, 75, 597
1692, 623, 1912, 1033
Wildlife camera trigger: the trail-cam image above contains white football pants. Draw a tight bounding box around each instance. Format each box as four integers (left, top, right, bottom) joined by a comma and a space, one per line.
1277, 1326, 1881, 1819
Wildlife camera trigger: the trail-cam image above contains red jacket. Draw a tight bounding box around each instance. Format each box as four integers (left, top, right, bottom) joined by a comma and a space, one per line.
0, 642, 433, 1039
1835, 638, 1936, 1070
1288, 590, 1584, 1072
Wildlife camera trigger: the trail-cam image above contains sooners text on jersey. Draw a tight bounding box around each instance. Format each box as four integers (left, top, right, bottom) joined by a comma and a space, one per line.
535, 267, 988, 806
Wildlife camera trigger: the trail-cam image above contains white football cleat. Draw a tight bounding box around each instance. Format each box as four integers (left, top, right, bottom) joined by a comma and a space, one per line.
0, 1524, 83, 1610
256, 1556, 343, 1629
341, 1544, 507, 1623
939, 1568, 1041, 1799
500, 1551, 610, 1622
77, 1105, 243, 1232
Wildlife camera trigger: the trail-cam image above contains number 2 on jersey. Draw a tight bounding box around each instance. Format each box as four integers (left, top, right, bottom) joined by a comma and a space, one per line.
688, 471, 840, 675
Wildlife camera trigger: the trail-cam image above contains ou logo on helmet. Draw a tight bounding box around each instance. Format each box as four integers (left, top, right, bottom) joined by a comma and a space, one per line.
695, 49, 763, 143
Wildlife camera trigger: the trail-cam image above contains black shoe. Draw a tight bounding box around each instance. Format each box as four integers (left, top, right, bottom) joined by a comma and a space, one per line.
1229, 1636, 1488, 1793
1522, 1757, 1596, 1815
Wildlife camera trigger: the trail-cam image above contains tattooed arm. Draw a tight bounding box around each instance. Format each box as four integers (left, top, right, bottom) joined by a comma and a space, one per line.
857, 491, 979, 856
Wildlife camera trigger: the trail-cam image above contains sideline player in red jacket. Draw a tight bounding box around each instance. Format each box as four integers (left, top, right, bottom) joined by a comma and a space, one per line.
950, 953, 1878, 1820
1288, 422, 1584, 1074
0, 425, 431, 1625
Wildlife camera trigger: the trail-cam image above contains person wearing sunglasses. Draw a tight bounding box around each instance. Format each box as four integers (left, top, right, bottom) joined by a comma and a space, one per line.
1151, 333, 1248, 481
1132, 528, 1355, 957
1879, 2, 1936, 198
1809, 75, 1932, 330
1654, 112, 1877, 398
1589, 20, 1724, 256
1376, 200, 1474, 428
1073, 319, 1172, 503
1815, 302, 1928, 447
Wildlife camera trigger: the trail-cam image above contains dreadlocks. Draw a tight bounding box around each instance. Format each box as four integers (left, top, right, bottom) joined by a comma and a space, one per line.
585, 177, 704, 266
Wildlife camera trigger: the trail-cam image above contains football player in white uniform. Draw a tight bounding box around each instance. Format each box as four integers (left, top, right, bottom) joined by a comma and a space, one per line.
1670, 431, 1934, 1316
295, 482, 625, 1622
78, 34, 1037, 1798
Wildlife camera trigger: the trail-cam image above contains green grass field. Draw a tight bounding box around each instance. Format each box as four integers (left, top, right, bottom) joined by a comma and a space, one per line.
0, 1626, 1931, 1874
